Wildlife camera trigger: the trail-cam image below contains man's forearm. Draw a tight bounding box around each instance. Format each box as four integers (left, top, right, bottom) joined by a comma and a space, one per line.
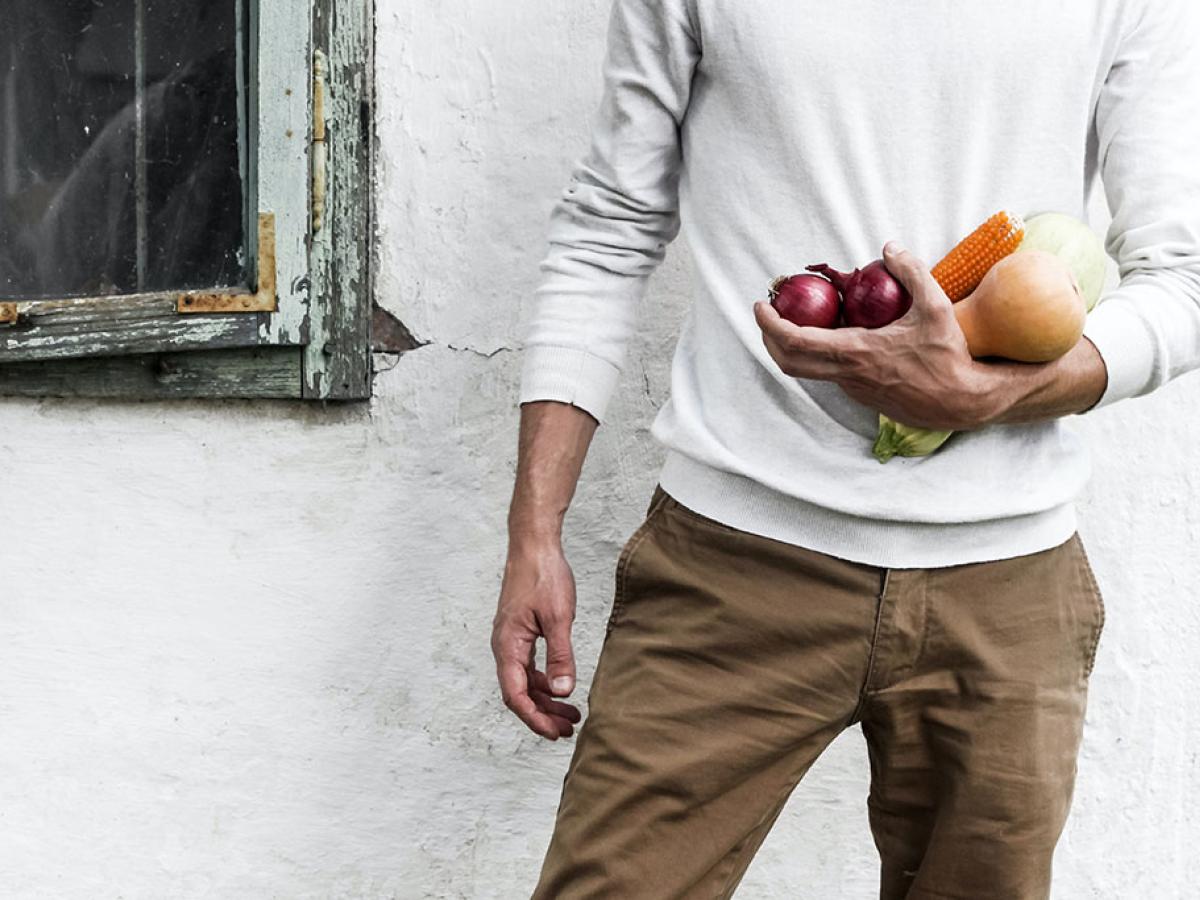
980, 336, 1109, 426
508, 401, 599, 547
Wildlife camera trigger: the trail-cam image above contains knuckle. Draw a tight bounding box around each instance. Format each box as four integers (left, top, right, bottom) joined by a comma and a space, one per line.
492, 608, 517, 636
783, 335, 807, 354
545, 628, 574, 654
829, 342, 865, 372
546, 647, 574, 665
541, 604, 572, 629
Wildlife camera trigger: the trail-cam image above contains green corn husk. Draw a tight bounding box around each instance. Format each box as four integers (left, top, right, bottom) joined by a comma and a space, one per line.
873, 414, 954, 463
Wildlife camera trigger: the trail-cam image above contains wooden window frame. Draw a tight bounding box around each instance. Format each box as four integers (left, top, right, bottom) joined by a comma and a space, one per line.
0, 0, 375, 401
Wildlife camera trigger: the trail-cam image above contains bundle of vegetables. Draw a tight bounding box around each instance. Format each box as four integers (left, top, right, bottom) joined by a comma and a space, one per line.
764, 209, 1109, 463
768, 210, 1026, 331
873, 211, 1108, 462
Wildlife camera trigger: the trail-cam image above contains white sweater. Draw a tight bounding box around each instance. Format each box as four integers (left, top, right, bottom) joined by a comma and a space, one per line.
518, 0, 1200, 568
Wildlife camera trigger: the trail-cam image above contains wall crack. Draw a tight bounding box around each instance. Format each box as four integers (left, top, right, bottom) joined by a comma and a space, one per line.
446, 344, 514, 359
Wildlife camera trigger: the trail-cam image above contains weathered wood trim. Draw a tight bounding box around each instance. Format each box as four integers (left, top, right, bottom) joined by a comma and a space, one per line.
0, 346, 304, 399
305, 0, 373, 400
0, 0, 378, 401
255, 0, 315, 347
0, 294, 272, 363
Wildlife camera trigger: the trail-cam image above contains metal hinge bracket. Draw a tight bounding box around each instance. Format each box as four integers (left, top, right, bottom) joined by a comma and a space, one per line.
177, 212, 277, 314
311, 49, 329, 234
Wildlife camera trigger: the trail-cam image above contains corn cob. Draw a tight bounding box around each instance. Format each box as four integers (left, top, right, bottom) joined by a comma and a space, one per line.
931, 210, 1025, 302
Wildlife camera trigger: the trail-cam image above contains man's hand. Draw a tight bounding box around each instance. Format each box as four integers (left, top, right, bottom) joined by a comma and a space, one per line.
492, 539, 583, 741
492, 400, 596, 739
754, 242, 1003, 431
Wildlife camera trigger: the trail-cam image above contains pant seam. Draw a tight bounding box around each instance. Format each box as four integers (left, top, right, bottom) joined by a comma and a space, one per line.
710, 782, 799, 899
712, 829, 759, 899
605, 491, 672, 637
849, 568, 890, 725
914, 573, 932, 669
1074, 534, 1106, 679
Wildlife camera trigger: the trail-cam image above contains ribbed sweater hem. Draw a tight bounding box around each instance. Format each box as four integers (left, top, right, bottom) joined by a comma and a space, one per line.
657, 451, 1078, 570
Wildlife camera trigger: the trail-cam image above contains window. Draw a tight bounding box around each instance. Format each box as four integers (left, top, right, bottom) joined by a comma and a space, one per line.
0, 0, 380, 400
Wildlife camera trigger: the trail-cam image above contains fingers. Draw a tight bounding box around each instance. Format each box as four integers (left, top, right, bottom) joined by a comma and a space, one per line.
754, 301, 844, 354
537, 606, 577, 698
498, 656, 565, 739
753, 301, 858, 379
753, 299, 787, 338
529, 690, 581, 736
528, 670, 583, 723
881, 241, 927, 291
882, 242, 948, 314
495, 627, 567, 740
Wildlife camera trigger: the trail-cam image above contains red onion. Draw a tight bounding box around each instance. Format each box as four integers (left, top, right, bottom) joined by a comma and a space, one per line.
767, 273, 840, 329
806, 260, 911, 329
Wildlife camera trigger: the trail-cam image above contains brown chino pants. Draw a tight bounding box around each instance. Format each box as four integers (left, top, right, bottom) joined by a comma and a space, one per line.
532, 486, 1106, 900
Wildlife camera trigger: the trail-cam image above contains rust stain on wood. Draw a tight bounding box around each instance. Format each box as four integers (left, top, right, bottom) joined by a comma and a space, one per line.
178, 212, 278, 314
0, 303, 17, 324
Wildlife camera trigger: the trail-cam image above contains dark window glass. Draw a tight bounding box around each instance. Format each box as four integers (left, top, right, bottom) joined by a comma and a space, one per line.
0, 0, 248, 299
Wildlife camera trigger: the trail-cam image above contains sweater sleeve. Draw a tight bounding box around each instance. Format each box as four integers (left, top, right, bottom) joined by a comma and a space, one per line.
518, 0, 701, 423
1080, 0, 1200, 411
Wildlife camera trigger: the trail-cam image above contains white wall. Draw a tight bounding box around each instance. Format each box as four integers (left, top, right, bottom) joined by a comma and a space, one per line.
2, 1, 1199, 897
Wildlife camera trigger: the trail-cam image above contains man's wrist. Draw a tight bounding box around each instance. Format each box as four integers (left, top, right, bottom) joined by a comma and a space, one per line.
965, 337, 1108, 428
961, 361, 1016, 429
507, 511, 564, 553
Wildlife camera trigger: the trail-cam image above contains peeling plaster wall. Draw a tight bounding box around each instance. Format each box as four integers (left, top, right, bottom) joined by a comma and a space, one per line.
2, 2, 1200, 897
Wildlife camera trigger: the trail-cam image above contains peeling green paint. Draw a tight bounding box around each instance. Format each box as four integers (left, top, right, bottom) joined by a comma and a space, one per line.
304, 0, 374, 400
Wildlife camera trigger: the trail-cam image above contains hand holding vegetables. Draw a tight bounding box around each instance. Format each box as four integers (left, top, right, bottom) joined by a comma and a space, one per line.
755, 243, 999, 431
873, 211, 1106, 461
757, 209, 1109, 462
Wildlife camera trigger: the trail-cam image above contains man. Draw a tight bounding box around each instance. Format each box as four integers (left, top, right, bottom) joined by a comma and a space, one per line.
492, 1, 1200, 897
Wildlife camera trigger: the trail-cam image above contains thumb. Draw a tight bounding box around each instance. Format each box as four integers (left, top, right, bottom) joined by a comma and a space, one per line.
543, 614, 577, 697
882, 242, 946, 314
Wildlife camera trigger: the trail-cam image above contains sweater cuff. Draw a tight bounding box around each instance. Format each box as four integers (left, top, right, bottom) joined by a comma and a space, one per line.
1079, 298, 1158, 412
518, 344, 622, 424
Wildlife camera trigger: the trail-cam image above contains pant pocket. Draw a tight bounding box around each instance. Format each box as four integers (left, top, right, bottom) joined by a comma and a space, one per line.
605, 486, 672, 636
1072, 533, 1106, 679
